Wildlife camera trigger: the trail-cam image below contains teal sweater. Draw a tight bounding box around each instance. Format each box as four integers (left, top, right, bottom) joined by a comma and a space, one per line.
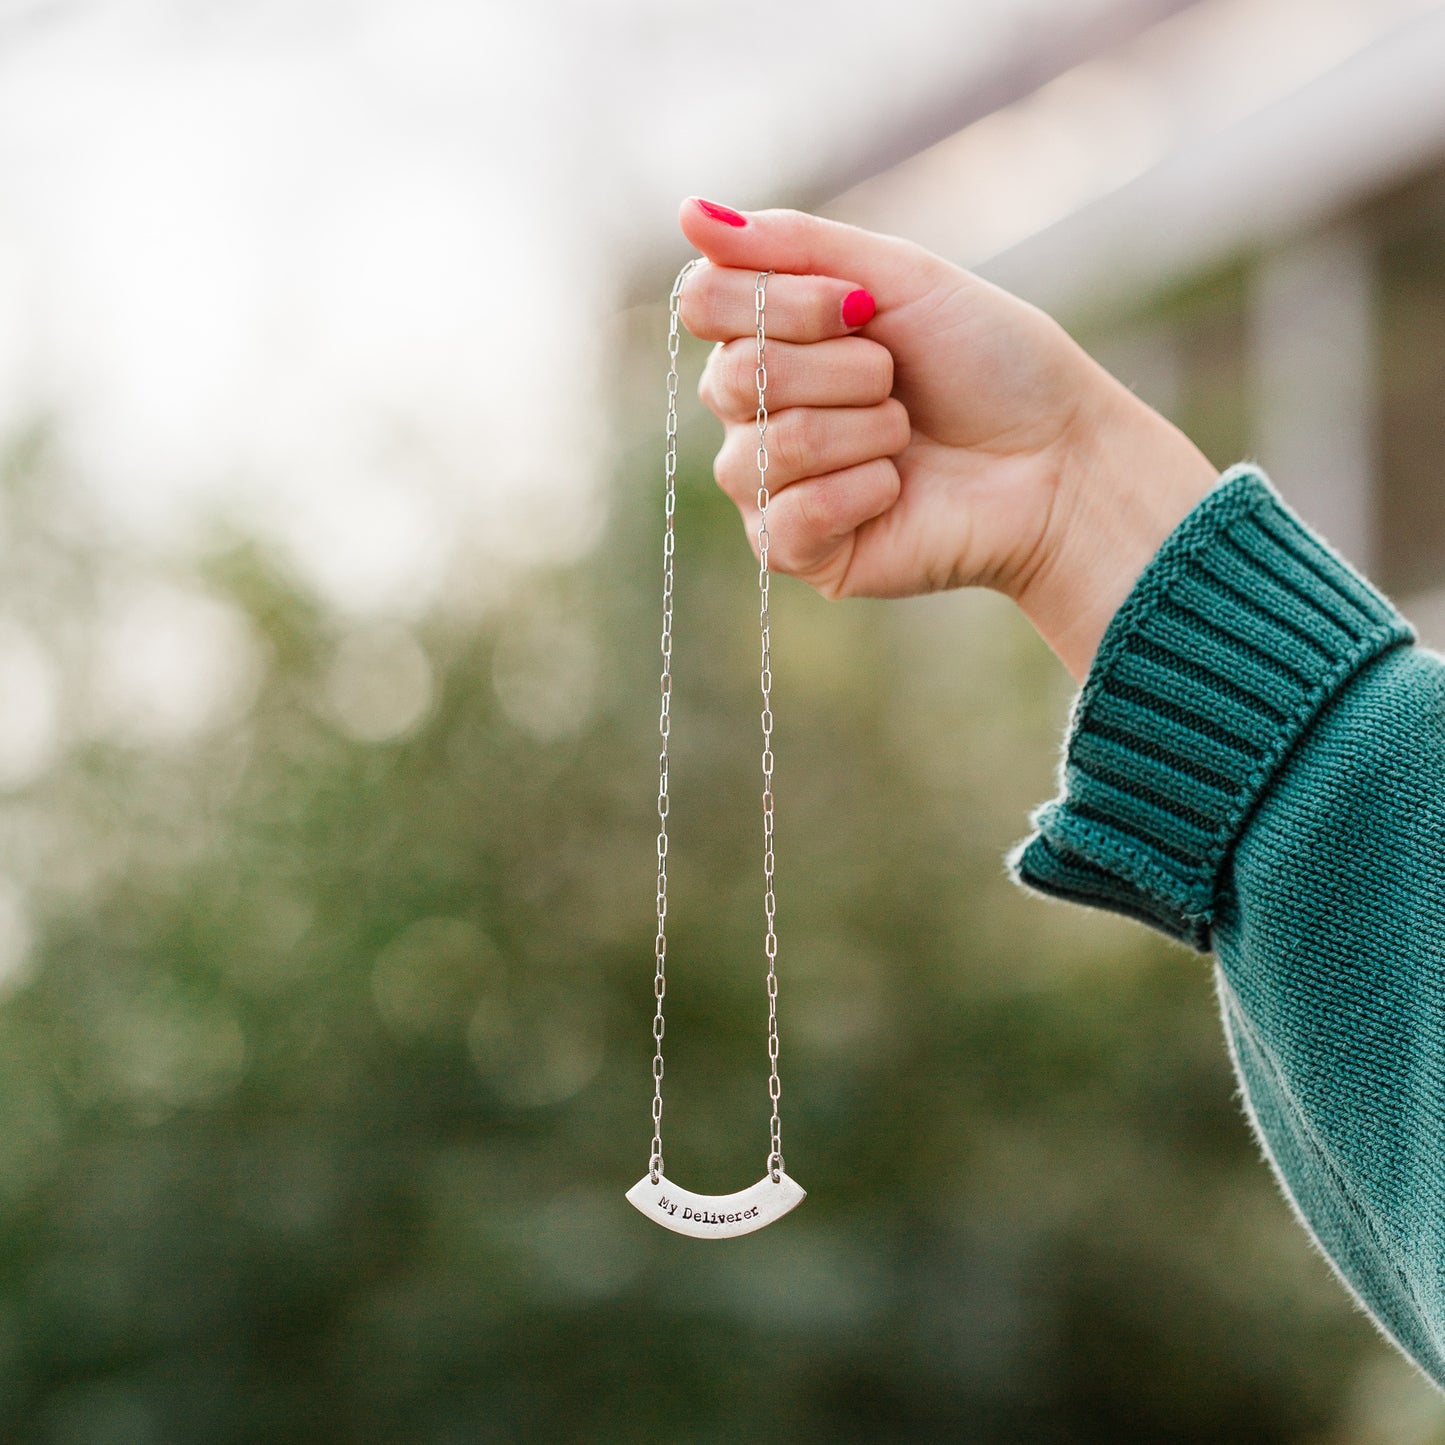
1008, 462, 1445, 1385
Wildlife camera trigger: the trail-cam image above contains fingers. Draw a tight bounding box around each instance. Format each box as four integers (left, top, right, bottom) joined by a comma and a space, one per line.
699, 337, 894, 422
678, 197, 942, 310
736, 458, 902, 590
676, 198, 936, 596
715, 399, 911, 499
679, 264, 874, 344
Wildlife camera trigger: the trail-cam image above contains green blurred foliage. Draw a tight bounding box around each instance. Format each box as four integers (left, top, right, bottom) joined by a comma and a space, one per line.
0, 329, 1438, 1444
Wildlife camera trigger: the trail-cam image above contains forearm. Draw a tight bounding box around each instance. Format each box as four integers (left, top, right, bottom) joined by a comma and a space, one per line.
1010, 369, 1221, 685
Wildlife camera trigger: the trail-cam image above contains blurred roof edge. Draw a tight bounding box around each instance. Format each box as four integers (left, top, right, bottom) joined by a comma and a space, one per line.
799, 0, 1208, 219
623, 0, 1210, 308
976, 7, 1445, 319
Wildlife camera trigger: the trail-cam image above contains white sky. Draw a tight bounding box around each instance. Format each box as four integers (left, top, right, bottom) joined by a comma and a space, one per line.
0, 0, 1077, 614
0, 0, 1436, 619
834, 0, 1445, 294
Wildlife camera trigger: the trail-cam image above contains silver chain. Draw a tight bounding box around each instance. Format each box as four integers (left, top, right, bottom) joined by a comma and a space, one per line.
649, 262, 786, 1186
648, 258, 695, 1183
754, 270, 784, 1184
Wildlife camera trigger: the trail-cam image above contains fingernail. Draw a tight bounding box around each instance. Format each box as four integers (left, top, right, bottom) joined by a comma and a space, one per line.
694, 198, 747, 227
842, 289, 876, 328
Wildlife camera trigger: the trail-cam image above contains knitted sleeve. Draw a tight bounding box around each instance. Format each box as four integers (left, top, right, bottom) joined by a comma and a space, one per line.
1007, 462, 1445, 1383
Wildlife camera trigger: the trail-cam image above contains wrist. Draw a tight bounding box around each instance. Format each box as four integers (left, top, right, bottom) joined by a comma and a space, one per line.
1012, 373, 1220, 684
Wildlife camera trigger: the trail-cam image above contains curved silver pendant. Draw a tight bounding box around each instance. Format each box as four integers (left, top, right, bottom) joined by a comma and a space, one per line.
626, 1171, 806, 1239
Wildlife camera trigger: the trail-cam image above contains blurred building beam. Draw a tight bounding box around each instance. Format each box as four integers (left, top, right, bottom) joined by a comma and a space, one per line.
979, 6, 1445, 320
799, 0, 1211, 208
0, 0, 86, 45
1249, 224, 1379, 573
626, 0, 1211, 305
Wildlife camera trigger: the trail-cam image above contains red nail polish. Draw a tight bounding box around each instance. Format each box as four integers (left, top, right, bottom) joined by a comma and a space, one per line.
842, 289, 876, 328
695, 198, 747, 227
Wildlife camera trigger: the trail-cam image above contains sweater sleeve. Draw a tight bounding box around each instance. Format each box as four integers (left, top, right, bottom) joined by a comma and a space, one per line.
1007, 462, 1445, 1383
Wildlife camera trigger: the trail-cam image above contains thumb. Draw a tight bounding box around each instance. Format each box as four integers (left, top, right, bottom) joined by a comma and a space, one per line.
677, 197, 942, 308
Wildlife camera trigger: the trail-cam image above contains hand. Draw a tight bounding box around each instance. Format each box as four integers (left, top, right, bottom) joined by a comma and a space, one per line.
677, 198, 1219, 682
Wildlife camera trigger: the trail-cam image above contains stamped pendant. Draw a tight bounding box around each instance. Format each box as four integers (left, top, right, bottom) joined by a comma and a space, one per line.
626, 1171, 806, 1239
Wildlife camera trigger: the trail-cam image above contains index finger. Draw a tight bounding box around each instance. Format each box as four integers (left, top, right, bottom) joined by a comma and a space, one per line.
677, 261, 876, 345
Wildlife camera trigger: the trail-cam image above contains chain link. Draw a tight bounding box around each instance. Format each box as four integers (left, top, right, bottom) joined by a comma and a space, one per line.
649, 261, 787, 1186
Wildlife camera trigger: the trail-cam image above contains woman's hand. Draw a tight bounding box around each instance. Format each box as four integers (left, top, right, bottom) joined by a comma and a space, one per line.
678, 198, 1219, 682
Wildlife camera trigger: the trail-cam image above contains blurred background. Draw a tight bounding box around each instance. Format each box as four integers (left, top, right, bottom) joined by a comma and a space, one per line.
0, 0, 1443, 1439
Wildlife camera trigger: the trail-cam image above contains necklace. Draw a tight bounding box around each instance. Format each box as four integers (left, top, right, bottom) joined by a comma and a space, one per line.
625, 261, 806, 1239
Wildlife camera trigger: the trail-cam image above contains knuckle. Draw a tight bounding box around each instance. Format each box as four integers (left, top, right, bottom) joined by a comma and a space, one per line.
790, 481, 839, 542
876, 456, 904, 505
712, 428, 753, 502
881, 397, 911, 451
697, 345, 725, 413
699, 341, 756, 420
864, 340, 895, 399
678, 272, 735, 342
761, 518, 802, 575
770, 409, 820, 478
793, 460, 896, 548
714, 340, 758, 416
676, 276, 714, 338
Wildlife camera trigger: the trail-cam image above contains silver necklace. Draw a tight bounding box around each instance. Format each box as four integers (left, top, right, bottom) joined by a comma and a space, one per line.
625, 261, 806, 1239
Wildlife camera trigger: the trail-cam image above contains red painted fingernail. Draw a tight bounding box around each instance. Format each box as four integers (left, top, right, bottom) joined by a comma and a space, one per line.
842, 288, 876, 328
694, 198, 747, 227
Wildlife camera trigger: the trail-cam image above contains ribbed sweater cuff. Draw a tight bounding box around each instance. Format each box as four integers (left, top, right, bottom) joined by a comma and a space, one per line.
1006, 463, 1416, 951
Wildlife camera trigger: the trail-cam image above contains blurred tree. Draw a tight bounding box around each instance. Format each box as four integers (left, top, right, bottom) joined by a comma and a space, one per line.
0, 353, 1431, 1444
